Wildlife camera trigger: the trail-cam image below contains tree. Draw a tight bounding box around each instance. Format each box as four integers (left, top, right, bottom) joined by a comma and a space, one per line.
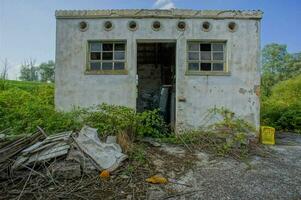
19, 59, 39, 81
39, 60, 55, 82
261, 43, 301, 96
0, 58, 9, 90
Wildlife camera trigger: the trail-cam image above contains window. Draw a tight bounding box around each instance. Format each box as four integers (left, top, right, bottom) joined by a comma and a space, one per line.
79, 21, 88, 32
128, 21, 138, 31
152, 21, 161, 31
87, 41, 126, 71
187, 42, 226, 72
177, 21, 186, 31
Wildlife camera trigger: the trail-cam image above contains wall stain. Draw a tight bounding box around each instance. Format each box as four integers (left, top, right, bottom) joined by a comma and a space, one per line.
239, 88, 247, 94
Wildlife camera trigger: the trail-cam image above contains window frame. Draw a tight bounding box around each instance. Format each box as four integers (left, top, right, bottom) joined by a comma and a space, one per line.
85, 40, 128, 75
186, 40, 230, 76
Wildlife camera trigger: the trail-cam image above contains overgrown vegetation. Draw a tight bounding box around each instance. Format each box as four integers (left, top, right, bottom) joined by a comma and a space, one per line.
261, 74, 301, 132
160, 107, 258, 159
261, 43, 301, 132
0, 80, 168, 137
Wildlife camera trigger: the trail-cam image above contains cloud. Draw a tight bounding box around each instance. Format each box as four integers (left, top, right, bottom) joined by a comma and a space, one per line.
153, 0, 175, 9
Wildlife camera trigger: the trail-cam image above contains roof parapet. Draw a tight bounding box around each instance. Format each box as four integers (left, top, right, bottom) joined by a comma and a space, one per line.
55, 9, 263, 20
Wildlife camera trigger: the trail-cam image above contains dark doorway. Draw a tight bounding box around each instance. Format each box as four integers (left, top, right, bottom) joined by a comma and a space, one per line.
136, 42, 176, 128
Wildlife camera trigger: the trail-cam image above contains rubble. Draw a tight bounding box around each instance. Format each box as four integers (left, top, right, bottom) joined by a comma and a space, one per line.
13, 131, 72, 169
0, 126, 127, 175
0, 131, 46, 164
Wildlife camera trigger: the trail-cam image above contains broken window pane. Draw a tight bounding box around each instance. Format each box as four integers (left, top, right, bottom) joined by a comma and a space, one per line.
212, 44, 224, 51
102, 62, 113, 70
90, 62, 101, 70
102, 43, 113, 51
188, 62, 199, 71
114, 62, 125, 70
115, 43, 125, 51
90, 42, 101, 52
213, 52, 224, 60
200, 44, 211, 51
114, 52, 125, 60
213, 63, 224, 71
200, 63, 211, 71
90, 52, 101, 60
188, 52, 199, 60
201, 51, 211, 60
102, 52, 113, 60
188, 43, 199, 51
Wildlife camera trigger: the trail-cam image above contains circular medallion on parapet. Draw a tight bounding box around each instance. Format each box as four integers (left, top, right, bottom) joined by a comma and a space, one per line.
177, 21, 187, 31
152, 21, 161, 31
128, 21, 138, 31
202, 21, 212, 32
104, 21, 113, 31
79, 21, 88, 32
228, 21, 238, 32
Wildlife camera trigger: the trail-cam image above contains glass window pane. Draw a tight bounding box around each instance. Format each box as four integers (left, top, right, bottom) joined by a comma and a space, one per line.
90, 52, 101, 60
188, 43, 199, 51
90, 62, 101, 70
102, 62, 113, 70
200, 44, 211, 51
201, 51, 211, 60
115, 43, 125, 51
114, 62, 125, 70
213, 52, 224, 60
188, 63, 199, 71
212, 44, 224, 51
102, 43, 113, 51
213, 63, 224, 71
90, 42, 101, 52
102, 52, 113, 60
200, 63, 211, 71
188, 52, 199, 61
114, 52, 125, 60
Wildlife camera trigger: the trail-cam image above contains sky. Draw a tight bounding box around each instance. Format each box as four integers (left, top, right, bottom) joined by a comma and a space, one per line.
0, 0, 300, 79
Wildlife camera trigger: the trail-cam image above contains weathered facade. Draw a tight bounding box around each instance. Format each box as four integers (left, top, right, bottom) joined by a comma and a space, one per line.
55, 9, 262, 132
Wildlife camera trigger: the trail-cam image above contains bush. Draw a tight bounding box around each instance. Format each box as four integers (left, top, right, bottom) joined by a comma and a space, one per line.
0, 88, 80, 135
75, 104, 168, 138
0, 82, 168, 137
261, 74, 301, 132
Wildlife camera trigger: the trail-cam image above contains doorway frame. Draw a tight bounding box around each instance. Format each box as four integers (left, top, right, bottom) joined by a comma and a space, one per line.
135, 39, 177, 128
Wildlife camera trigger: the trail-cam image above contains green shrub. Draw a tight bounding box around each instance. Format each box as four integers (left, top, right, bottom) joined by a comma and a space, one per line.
0, 88, 80, 135
136, 109, 168, 138
76, 104, 168, 138
261, 74, 301, 132
0, 83, 168, 137
79, 104, 138, 137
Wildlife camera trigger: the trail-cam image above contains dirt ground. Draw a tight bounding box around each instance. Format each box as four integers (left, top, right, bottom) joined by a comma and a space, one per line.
1, 132, 301, 200
147, 132, 301, 200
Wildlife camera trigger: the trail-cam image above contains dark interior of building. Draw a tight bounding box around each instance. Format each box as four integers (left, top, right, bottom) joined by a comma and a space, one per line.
136, 42, 176, 128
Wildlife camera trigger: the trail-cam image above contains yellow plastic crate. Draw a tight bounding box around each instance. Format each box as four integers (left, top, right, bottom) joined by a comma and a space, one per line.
260, 126, 275, 145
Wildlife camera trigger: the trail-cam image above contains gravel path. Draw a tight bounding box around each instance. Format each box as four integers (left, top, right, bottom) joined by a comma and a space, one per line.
148, 133, 301, 200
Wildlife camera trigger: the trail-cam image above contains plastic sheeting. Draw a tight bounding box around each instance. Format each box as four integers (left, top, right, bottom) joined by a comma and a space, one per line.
73, 126, 127, 171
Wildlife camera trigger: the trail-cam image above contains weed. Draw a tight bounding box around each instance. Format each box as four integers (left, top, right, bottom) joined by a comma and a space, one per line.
160, 107, 258, 159
128, 144, 147, 165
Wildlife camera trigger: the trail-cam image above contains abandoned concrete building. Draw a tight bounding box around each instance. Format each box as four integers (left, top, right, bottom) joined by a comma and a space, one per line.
55, 9, 262, 132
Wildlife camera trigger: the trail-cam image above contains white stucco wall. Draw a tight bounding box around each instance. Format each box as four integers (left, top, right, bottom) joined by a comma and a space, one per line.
55, 16, 261, 132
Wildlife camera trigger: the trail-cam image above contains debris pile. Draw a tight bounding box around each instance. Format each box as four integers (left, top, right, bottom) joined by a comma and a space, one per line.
0, 126, 157, 199
0, 126, 127, 178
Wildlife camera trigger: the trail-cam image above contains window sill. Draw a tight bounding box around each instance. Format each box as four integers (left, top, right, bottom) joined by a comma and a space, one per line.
185, 71, 231, 76
85, 69, 128, 75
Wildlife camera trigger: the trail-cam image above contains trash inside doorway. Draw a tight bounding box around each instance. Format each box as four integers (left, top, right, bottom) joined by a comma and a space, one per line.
136, 42, 176, 128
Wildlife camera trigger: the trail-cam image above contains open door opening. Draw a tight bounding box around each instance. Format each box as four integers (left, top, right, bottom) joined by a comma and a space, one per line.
136, 42, 176, 129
